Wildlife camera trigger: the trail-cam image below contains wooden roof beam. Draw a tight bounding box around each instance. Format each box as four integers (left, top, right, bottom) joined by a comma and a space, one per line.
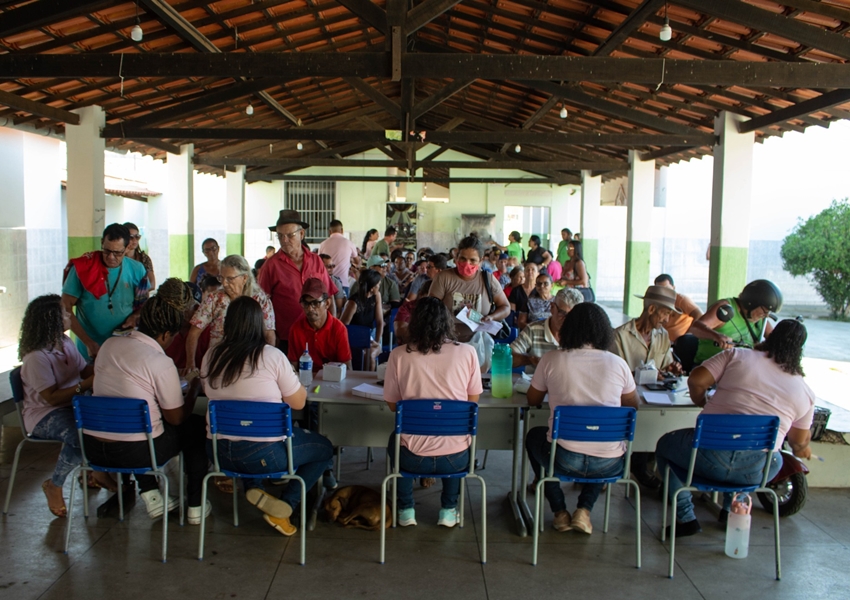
0, 0, 122, 38
593, 0, 665, 57
739, 89, 850, 133
336, 0, 388, 34
344, 77, 402, 120
0, 89, 80, 124
407, 0, 464, 34
411, 79, 474, 119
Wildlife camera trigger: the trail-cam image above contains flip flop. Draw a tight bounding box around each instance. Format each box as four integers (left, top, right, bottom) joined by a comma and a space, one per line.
213, 476, 235, 494
42, 480, 67, 518
78, 472, 103, 490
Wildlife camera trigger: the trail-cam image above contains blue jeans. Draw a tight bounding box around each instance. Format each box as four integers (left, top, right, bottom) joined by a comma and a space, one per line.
31, 407, 81, 487
526, 426, 625, 513
655, 428, 783, 522
208, 427, 333, 510
387, 434, 470, 510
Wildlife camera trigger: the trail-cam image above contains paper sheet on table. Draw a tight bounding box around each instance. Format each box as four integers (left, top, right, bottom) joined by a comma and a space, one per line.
643, 391, 674, 405
456, 307, 504, 336
352, 383, 385, 401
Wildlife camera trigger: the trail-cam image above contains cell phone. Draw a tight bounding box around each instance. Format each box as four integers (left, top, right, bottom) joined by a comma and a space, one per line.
644, 383, 667, 391
468, 309, 483, 323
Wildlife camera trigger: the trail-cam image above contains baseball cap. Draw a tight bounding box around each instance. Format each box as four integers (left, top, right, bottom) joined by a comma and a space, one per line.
367, 255, 388, 268
300, 278, 328, 300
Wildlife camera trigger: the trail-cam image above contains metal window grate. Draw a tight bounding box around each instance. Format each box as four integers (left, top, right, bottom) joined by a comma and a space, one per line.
284, 181, 336, 243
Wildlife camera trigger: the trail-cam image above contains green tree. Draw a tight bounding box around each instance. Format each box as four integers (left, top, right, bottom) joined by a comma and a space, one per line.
781, 199, 850, 318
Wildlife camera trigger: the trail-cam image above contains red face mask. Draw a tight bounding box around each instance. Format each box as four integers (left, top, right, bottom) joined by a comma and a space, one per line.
457, 261, 480, 278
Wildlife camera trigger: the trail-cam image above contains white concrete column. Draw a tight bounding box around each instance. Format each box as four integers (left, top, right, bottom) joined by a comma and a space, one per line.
624, 150, 655, 316
580, 170, 601, 286
65, 106, 105, 257
708, 111, 754, 304
225, 166, 246, 256
148, 144, 193, 280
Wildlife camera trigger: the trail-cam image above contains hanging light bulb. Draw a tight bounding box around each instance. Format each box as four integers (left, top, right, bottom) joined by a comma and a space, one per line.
246, 104, 254, 115
659, 2, 672, 41
130, 2, 143, 41
559, 105, 568, 119
296, 142, 303, 151
514, 144, 521, 153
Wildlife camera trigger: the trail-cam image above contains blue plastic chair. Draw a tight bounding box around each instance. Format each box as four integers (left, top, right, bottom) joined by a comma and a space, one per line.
383, 307, 400, 352
66, 396, 184, 563
199, 401, 306, 564
662, 414, 781, 579
3, 367, 68, 514
380, 400, 486, 564
346, 324, 374, 371
532, 406, 640, 567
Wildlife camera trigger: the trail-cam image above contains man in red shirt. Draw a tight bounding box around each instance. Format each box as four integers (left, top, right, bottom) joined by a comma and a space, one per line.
287, 278, 352, 372
258, 210, 338, 354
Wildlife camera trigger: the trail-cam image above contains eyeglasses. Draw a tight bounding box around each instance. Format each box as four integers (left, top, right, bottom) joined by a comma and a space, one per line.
300, 299, 325, 309
221, 275, 245, 284
101, 247, 125, 258
325, 264, 336, 270
278, 228, 303, 241
129, 234, 142, 240
203, 246, 218, 253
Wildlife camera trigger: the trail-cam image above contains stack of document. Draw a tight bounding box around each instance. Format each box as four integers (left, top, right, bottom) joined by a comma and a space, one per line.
352, 383, 385, 401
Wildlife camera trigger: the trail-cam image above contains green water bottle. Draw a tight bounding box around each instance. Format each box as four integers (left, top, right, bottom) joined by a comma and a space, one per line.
491, 344, 513, 398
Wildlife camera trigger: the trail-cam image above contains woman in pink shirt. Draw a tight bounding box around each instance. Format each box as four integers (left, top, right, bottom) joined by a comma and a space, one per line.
383, 297, 483, 528
526, 302, 639, 535
656, 318, 815, 538
201, 296, 333, 537
18, 295, 112, 517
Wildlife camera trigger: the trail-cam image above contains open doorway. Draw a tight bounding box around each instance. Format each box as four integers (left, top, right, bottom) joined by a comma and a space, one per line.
503, 205, 551, 253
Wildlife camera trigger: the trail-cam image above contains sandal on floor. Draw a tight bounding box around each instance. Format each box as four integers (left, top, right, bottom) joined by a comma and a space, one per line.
42, 480, 67, 518
214, 476, 235, 494
78, 472, 104, 490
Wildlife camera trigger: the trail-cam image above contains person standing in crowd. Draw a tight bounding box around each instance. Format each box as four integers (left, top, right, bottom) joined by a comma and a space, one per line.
254, 246, 276, 276
493, 231, 524, 262
557, 240, 594, 303
258, 210, 338, 355
428, 236, 510, 342
510, 262, 540, 330
319, 220, 358, 297
123, 222, 155, 289
89, 294, 210, 524
383, 297, 483, 528
372, 226, 400, 261
18, 295, 114, 518
511, 288, 583, 373
361, 228, 379, 260
320, 254, 347, 314
526, 235, 553, 272
556, 228, 572, 268
62, 223, 149, 361
653, 274, 703, 342
186, 255, 276, 372
190, 238, 222, 286
526, 302, 639, 534
202, 296, 334, 537
287, 278, 352, 373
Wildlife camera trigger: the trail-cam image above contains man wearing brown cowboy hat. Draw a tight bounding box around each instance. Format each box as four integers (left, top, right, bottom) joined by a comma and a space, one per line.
612, 285, 683, 378
258, 209, 338, 354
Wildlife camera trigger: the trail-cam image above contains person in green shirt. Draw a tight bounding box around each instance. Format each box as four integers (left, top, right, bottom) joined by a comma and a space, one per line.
556, 228, 572, 266
371, 226, 400, 260
494, 231, 525, 262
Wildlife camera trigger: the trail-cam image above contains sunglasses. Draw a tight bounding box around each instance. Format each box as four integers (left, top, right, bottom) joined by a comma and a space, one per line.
101, 247, 125, 258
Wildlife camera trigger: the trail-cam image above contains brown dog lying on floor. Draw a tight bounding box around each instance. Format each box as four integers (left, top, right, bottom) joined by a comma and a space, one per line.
323, 485, 391, 530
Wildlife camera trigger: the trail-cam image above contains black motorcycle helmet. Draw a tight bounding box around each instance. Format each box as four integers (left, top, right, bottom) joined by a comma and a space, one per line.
738, 279, 783, 313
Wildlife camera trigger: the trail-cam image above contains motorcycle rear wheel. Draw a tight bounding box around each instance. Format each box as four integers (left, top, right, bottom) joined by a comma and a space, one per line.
757, 472, 807, 517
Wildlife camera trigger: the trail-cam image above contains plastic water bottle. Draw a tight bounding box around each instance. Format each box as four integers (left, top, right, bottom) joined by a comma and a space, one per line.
491, 344, 513, 398
299, 344, 313, 387
725, 493, 752, 559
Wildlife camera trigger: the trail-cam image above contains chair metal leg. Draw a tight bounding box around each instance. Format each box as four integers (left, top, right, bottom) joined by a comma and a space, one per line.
297, 475, 306, 565
477, 475, 487, 564
628, 480, 642, 569
661, 466, 670, 542
480, 450, 489, 470
459, 478, 466, 528
2, 440, 26, 514
335, 447, 343, 480
198, 472, 215, 559
366, 447, 373, 470
64, 466, 82, 554
232, 477, 239, 526
668, 488, 684, 578
603, 483, 612, 533
379, 474, 396, 564
532, 478, 546, 565
178, 454, 185, 526
116, 473, 124, 520
160, 472, 169, 563
82, 468, 89, 519
761, 487, 782, 580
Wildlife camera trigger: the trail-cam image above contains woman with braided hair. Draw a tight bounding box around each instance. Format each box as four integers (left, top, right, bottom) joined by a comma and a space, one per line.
18, 294, 114, 517
88, 292, 211, 524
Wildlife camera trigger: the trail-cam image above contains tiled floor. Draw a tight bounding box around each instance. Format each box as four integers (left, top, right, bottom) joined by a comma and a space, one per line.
2, 442, 848, 600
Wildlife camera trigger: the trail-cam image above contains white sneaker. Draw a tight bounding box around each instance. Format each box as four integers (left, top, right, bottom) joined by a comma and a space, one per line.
187, 500, 212, 525
140, 489, 179, 520
437, 508, 459, 528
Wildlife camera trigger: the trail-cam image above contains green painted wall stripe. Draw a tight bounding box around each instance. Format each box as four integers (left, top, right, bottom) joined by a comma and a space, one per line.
226, 233, 244, 257
581, 238, 598, 292
68, 236, 99, 258
169, 234, 191, 280
623, 240, 651, 317
707, 245, 749, 306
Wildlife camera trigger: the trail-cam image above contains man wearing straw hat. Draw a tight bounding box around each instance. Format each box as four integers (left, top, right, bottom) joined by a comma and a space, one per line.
613, 285, 683, 379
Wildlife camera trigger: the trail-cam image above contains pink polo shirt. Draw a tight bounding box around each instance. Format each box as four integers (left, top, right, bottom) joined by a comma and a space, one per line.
318, 233, 359, 282
383, 342, 483, 457
20, 336, 87, 432
201, 345, 303, 442
92, 331, 185, 441
701, 348, 815, 451
258, 249, 338, 342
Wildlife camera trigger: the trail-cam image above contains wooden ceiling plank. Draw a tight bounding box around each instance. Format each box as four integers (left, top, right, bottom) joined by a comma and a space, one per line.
336, 0, 387, 34
0, 89, 81, 124
411, 79, 473, 119
0, 0, 122, 39
676, 0, 850, 60
593, 0, 665, 56
739, 88, 850, 133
